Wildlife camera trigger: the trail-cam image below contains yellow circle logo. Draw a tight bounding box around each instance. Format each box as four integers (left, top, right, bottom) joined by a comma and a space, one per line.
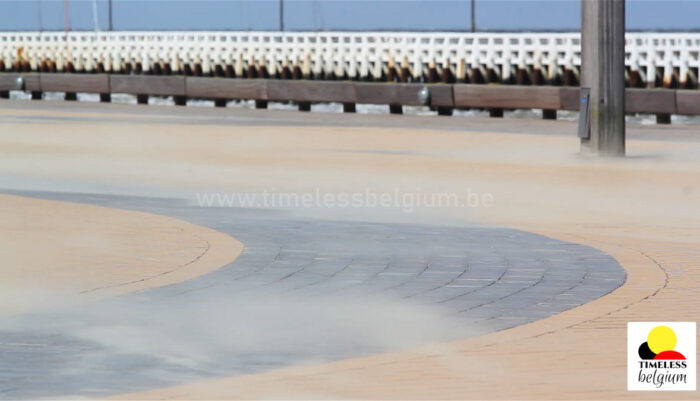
639, 325, 685, 360
647, 325, 677, 354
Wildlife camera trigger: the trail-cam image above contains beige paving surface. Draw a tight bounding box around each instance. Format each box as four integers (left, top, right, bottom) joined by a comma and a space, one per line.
1, 101, 698, 399
117, 149, 700, 399
121, 228, 692, 400
0, 194, 243, 315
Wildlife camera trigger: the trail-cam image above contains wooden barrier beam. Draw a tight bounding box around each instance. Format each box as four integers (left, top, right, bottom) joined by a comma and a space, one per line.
267, 80, 355, 103
428, 84, 454, 107
23, 73, 41, 92
561, 87, 681, 116
676, 90, 700, 115
625, 88, 676, 114
355, 82, 424, 106
428, 84, 454, 116
559, 87, 581, 110
0, 73, 22, 91
24, 73, 42, 100
453, 84, 561, 109
40, 74, 110, 93
186, 77, 267, 100
1, 74, 697, 122
111, 75, 185, 96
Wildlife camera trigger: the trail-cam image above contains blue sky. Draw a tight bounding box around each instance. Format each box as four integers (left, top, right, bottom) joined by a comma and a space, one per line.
0, 1, 698, 32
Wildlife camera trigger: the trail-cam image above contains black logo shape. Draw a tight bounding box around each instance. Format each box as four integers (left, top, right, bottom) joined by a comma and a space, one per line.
638, 341, 656, 360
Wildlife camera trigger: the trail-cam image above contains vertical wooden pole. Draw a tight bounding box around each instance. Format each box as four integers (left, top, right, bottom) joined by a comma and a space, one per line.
63, 0, 70, 71
37, 0, 43, 32
471, 0, 476, 33
279, 0, 284, 32
580, 0, 625, 157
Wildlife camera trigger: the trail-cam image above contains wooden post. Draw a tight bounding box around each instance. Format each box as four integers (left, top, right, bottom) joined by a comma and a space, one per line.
108, 0, 113, 31
489, 108, 503, 118
656, 113, 671, 124
279, 0, 284, 32
471, 0, 476, 33
542, 109, 557, 120
580, 0, 625, 157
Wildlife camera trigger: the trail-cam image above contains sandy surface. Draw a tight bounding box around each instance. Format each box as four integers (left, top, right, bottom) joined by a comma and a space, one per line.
111, 125, 700, 399
1, 101, 699, 399
0, 194, 243, 315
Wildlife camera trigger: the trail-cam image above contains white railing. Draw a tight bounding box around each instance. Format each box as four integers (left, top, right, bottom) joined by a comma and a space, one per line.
1, 31, 698, 85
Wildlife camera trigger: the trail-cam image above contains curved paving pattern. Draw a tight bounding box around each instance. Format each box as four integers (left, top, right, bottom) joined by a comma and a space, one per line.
0, 191, 625, 399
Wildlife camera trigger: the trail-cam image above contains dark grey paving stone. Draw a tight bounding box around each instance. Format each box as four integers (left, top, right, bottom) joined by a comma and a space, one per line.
0, 190, 625, 399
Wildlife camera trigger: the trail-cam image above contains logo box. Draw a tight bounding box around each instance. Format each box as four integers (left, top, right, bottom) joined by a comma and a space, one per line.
628, 322, 696, 391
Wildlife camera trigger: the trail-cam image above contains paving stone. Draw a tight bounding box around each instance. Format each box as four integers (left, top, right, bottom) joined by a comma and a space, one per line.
0, 191, 625, 399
